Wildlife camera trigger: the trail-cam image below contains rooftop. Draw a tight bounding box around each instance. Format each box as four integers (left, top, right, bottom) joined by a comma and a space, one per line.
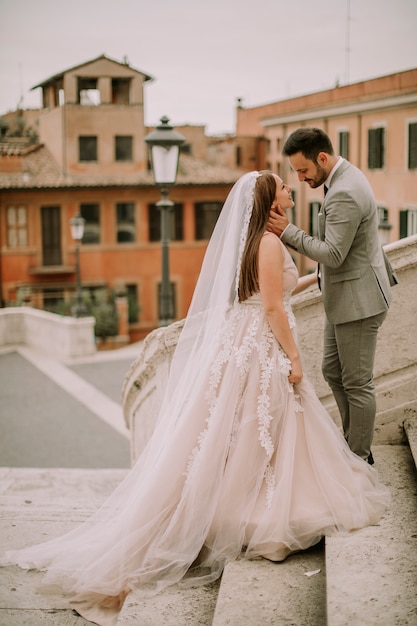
0, 145, 244, 190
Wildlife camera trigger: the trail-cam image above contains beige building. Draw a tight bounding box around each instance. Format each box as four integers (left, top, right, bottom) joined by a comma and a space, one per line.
0, 55, 244, 340
233, 68, 417, 275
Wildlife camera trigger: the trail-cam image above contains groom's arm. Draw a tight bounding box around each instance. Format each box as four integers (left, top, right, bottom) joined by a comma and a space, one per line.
270, 193, 362, 268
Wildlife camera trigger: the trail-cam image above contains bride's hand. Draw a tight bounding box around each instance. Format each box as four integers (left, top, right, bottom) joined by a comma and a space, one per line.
288, 357, 303, 385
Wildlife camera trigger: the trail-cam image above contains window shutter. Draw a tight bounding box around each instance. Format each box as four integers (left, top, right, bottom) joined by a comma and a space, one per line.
408, 123, 417, 169
399, 210, 408, 239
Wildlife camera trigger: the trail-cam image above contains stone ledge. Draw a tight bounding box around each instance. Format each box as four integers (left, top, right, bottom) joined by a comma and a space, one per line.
212, 550, 325, 626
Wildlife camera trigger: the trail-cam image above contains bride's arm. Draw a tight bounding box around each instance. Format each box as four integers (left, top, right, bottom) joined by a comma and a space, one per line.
258, 236, 303, 385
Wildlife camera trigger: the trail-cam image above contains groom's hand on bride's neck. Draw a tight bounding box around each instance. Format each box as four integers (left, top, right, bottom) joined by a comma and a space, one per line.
267, 207, 289, 237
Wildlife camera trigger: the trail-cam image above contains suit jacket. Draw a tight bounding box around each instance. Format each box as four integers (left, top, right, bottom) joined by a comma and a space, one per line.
281, 159, 394, 325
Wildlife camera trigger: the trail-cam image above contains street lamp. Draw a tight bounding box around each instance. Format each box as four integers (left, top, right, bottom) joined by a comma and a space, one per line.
145, 116, 185, 326
70, 213, 86, 318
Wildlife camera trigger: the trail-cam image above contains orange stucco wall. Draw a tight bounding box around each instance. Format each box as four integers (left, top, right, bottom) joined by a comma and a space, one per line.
0, 183, 233, 338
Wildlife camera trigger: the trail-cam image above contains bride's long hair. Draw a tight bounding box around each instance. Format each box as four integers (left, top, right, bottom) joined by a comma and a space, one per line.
238, 171, 276, 302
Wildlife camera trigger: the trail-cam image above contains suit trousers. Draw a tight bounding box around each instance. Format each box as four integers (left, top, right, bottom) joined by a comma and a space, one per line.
322, 311, 387, 460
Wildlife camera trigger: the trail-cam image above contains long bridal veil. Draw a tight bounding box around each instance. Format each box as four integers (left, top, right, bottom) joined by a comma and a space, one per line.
3, 171, 262, 600
164, 171, 259, 404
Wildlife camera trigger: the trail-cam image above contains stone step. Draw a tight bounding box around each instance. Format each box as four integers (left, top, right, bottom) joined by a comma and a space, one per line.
212, 548, 325, 626
325, 442, 417, 626
0, 468, 219, 625
0, 468, 126, 626
1, 441, 416, 626
209, 443, 417, 626
117, 579, 220, 625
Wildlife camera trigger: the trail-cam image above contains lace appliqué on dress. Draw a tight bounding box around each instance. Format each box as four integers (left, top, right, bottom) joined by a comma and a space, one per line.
184, 309, 239, 484
289, 384, 304, 413
283, 294, 296, 330
185, 298, 295, 510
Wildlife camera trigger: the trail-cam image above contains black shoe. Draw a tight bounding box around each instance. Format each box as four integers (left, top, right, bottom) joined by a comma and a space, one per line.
367, 451, 374, 465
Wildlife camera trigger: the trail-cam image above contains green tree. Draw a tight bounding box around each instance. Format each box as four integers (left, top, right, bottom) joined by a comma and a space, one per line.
92, 289, 118, 342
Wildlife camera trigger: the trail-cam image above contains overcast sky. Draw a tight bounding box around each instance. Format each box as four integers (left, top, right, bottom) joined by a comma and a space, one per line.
1, 0, 416, 135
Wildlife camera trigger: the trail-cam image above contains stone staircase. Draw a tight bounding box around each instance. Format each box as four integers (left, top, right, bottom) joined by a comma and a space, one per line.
1, 429, 416, 625
1, 236, 416, 624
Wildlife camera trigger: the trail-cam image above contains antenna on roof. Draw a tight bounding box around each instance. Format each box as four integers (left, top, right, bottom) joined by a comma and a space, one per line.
344, 0, 351, 85
18, 62, 24, 109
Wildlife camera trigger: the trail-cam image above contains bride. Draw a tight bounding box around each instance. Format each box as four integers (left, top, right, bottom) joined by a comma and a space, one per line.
2, 171, 390, 626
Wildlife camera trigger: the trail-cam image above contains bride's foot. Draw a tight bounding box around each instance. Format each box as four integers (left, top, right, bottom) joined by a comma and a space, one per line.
260, 547, 298, 562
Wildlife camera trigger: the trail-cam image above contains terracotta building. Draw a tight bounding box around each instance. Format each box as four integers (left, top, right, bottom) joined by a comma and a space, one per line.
0, 55, 244, 340
234, 68, 417, 275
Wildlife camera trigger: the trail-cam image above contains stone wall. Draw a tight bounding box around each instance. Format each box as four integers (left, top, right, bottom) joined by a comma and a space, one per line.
122, 235, 417, 463
0, 307, 96, 360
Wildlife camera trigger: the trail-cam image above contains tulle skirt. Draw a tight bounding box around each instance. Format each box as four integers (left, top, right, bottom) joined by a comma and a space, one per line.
2, 299, 390, 625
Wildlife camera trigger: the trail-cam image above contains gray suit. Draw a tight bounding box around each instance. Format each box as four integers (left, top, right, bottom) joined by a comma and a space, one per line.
282, 159, 394, 460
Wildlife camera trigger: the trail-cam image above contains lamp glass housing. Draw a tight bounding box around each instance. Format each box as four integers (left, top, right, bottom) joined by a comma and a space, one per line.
145, 116, 185, 189
151, 144, 180, 186
70, 215, 86, 241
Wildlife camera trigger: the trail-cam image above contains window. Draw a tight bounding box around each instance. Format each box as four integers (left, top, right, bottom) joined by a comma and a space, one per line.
408, 122, 417, 169
378, 206, 390, 227
377, 206, 391, 245
157, 282, 176, 319
80, 203, 100, 243
7, 206, 28, 247
78, 78, 100, 105
338, 131, 349, 159
115, 136, 133, 162
148, 204, 184, 242
53, 80, 64, 107
236, 146, 242, 167
399, 208, 417, 239
116, 203, 135, 242
79, 136, 97, 162
368, 127, 385, 169
194, 202, 223, 240
111, 78, 130, 105
41, 206, 61, 265
126, 284, 139, 323
309, 202, 321, 236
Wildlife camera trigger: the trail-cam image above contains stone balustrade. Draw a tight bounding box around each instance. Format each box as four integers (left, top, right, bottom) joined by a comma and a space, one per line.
122, 234, 417, 463
0, 306, 96, 359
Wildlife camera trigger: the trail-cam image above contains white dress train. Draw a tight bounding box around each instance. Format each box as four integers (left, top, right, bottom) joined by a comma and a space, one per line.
2, 243, 390, 626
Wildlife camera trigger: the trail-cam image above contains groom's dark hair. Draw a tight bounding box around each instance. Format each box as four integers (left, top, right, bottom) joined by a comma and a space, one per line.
283, 127, 334, 162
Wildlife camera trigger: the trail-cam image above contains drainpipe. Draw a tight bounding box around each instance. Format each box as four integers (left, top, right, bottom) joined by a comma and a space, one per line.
62, 103, 67, 177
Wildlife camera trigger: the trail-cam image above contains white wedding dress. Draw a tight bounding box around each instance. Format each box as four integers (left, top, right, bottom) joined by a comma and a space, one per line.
2, 173, 390, 626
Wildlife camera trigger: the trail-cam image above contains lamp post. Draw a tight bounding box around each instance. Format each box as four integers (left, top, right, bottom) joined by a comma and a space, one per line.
70, 213, 86, 318
145, 116, 185, 326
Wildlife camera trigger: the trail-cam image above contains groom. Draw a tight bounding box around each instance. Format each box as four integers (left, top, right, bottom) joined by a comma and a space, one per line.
268, 127, 397, 464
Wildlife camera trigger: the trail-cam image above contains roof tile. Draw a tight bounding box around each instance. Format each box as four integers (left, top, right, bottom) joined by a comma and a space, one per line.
0, 145, 244, 190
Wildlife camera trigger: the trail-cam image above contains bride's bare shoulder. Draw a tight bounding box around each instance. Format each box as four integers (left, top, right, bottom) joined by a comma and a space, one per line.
259, 231, 285, 257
